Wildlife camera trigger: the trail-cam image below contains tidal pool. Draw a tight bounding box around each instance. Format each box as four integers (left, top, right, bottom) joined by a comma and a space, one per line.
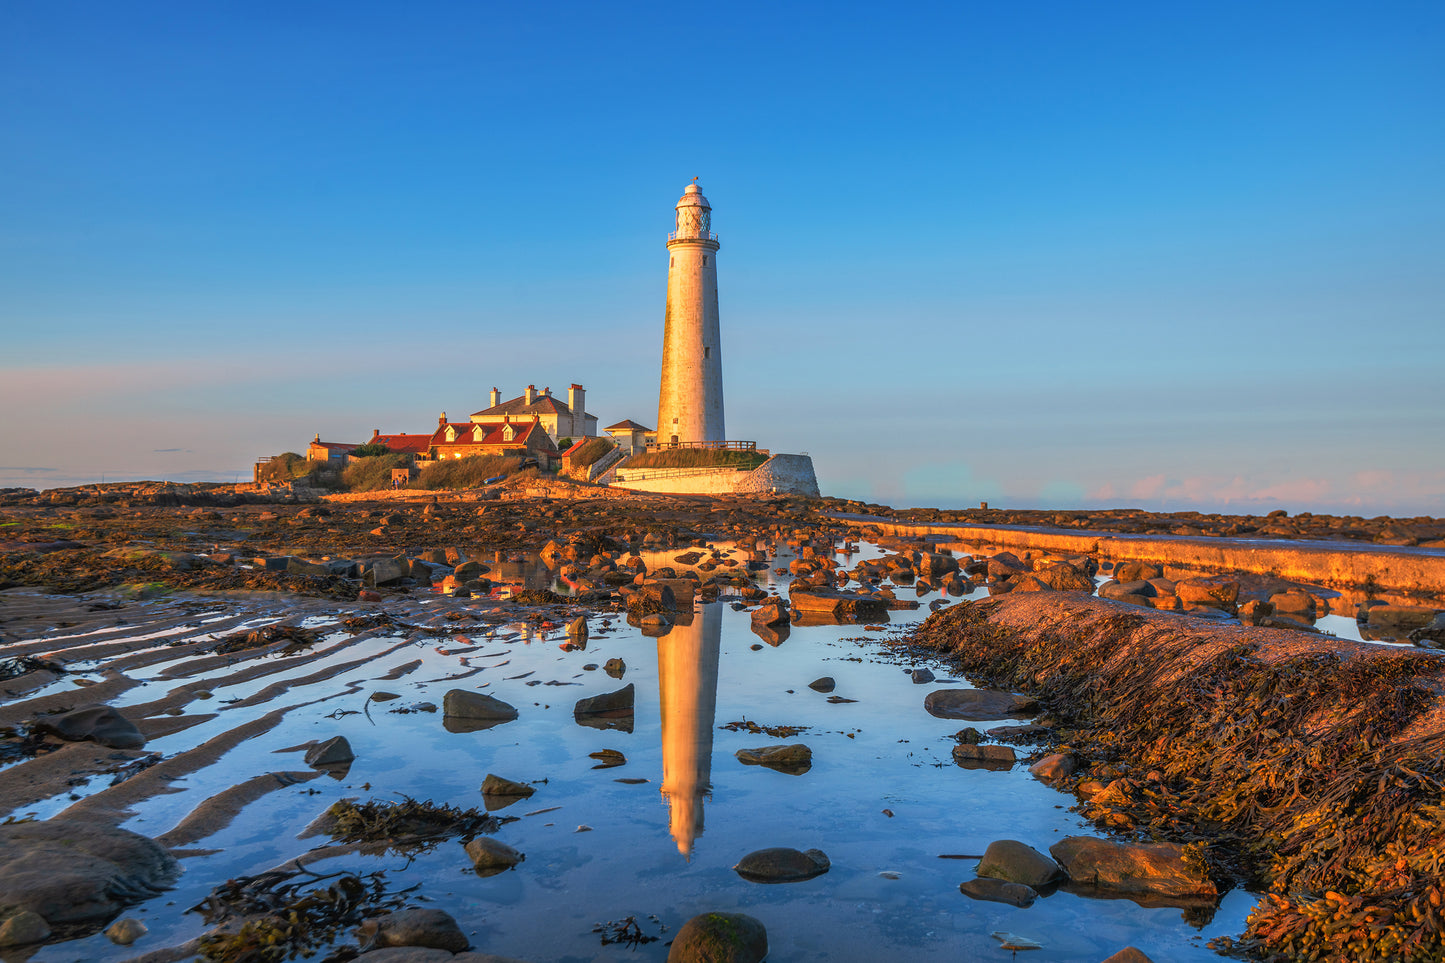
17, 541, 1257, 963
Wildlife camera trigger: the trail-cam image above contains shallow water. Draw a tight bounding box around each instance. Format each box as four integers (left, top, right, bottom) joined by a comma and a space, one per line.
16, 542, 1260, 963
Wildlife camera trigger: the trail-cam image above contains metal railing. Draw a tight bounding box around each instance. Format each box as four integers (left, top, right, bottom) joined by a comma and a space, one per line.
646, 440, 759, 452
666, 231, 719, 242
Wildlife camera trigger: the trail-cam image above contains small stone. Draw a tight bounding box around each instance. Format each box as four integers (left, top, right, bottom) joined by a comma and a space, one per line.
0, 910, 50, 947
977, 839, 1065, 888
480, 774, 535, 810
807, 677, 836, 693
668, 912, 767, 963
370, 691, 401, 702
953, 744, 1017, 768
991, 931, 1044, 951
355, 907, 468, 953
566, 616, 588, 638
1029, 753, 1076, 782
910, 668, 935, 684
442, 689, 519, 722
304, 735, 354, 767
604, 658, 626, 679
106, 917, 148, 945
733, 847, 830, 883
735, 744, 812, 774
1099, 949, 1158, 963
464, 836, 524, 874
959, 878, 1037, 907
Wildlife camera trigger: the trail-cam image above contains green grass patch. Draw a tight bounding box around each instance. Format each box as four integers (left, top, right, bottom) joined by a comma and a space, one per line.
416, 455, 525, 490
624, 449, 767, 471
341, 453, 415, 492
568, 436, 616, 469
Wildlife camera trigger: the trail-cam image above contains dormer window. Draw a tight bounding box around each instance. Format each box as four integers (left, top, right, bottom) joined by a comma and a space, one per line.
445, 426, 456, 442
474, 426, 486, 442
503, 425, 516, 441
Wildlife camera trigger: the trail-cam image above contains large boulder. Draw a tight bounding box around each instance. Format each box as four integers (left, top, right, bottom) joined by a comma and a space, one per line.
0, 820, 177, 936
750, 599, 790, 627
733, 847, 830, 883
668, 912, 768, 963
1049, 836, 1216, 900
924, 689, 1038, 721
976, 839, 1065, 888
788, 589, 888, 620
952, 744, 1016, 769
36, 704, 144, 750
916, 552, 960, 578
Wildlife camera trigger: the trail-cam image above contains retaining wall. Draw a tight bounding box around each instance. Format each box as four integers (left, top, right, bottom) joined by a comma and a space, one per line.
610, 454, 819, 497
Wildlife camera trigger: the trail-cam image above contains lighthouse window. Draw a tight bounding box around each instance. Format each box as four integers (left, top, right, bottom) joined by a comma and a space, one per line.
704, 347, 711, 358
702, 256, 707, 265
670, 257, 674, 267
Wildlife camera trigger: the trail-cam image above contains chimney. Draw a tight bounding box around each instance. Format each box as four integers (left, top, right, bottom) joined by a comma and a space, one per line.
542, 386, 551, 397
568, 383, 586, 434
438, 411, 447, 427
371, 429, 380, 442
489, 387, 500, 408
525, 385, 537, 405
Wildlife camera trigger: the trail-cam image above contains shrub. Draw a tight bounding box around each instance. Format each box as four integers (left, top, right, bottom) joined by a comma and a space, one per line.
416, 455, 524, 490
257, 452, 324, 485
341, 453, 414, 492
350, 442, 391, 457
624, 449, 767, 471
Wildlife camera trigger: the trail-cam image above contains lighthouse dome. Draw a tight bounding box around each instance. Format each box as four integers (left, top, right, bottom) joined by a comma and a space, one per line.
676, 182, 711, 209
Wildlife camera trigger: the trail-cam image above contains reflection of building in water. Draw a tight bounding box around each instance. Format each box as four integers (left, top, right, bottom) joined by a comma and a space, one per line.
657, 601, 722, 857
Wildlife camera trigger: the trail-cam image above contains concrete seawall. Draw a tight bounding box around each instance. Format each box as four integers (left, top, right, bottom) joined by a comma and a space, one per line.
832, 513, 1445, 596
612, 454, 819, 497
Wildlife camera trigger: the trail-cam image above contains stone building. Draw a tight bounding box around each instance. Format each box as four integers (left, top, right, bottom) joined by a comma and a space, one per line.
470, 384, 596, 443
604, 419, 656, 455
307, 434, 358, 463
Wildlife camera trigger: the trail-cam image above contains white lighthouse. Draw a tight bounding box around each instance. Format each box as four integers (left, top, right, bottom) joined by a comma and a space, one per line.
657, 180, 724, 447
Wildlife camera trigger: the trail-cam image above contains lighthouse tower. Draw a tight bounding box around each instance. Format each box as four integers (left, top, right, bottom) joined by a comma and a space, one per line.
657, 181, 724, 447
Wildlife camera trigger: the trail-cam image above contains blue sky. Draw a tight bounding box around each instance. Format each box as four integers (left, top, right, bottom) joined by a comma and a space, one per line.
3, 1, 1442, 514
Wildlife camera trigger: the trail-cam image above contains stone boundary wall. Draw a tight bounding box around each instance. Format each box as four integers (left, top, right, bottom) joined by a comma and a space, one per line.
832, 514, 1445, 596
611, 454, 819, 497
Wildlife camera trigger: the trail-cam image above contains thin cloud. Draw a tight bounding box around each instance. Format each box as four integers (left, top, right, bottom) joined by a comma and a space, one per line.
0, 466, 57, 473
152, 448, 194, 453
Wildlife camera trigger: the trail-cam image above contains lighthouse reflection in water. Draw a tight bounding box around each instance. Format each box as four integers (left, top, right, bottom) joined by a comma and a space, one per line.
656, 601, 722, 858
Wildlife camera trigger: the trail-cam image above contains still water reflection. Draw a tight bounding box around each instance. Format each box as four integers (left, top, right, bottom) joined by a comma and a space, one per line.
658, 601, 721, 858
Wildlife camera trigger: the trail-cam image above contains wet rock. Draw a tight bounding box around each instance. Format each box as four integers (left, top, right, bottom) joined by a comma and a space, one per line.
566, 616, 588, 639
37, 704, 145, 749
1408, 612, 1445, 647
789, 589, 888, 620
304, 735, 355, 767
668, 911, 768, 963
1114, 561, 1162, 582
959, 877, 1037, 907
465, 836, 524, 874
750, 621, 789, 646
955, 727, 984, 744
0, 910, 50, 947
1098, 579, 1153, 601
106, 917, 147, 945
1175, 576, 1239, 613
952, 744, 1016, 768
1049, 835, 1216, 899
807, 676, 836, 693
735, 744, 812, 774
589, 748, 626, 768
480, 774, 535, 809
977, 839, 1065, 888
910, 668, 935, 684
574, 683, 635, 731
1369, 604, 1439, 630
604, 657, 626, 678
364, 556, 410, 586
750, 599, 790, 627
733, 847, 830, 883
987, 723, 1052, 744
1029, 753, 1077, 782
357, 907, 469, 952
0, 820, 177, 933
442, 690, 519, 723
916, 552, 959, 577
924, 689, 1038, 720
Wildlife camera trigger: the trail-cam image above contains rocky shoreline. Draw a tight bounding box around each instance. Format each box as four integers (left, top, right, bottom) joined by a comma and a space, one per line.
905, 594, 1445, 963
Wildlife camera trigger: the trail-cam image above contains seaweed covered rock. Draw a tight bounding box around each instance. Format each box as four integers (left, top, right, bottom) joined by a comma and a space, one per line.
1050, 836, 1215, 900
668, 912, 768, 963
